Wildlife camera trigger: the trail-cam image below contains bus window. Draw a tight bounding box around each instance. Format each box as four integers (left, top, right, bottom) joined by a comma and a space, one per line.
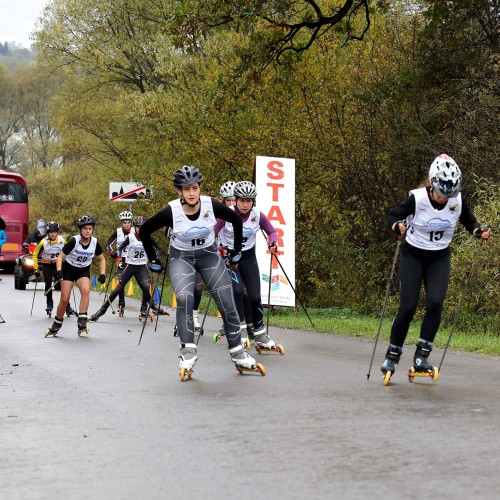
0, 182, 28, 203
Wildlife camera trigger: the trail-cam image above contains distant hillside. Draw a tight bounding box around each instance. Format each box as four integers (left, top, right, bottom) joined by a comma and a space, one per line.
0, 42, 36, 71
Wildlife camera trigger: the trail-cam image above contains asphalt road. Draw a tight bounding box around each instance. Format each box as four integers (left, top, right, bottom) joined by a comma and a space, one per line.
1, 273, 499, 500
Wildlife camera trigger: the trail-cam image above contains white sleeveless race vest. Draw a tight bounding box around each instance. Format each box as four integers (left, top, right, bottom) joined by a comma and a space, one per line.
41, 236, 64, 262
220, 207, 260, 251
65, 235, 98, 268
116, 227, 128, 258
169, 196, 216, 250
124, 230, 148, 265
405, 188, 462, 250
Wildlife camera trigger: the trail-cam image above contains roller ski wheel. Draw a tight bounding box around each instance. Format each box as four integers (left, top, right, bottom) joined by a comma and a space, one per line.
408, 366, 439, 383
117, 308, 124, 317
213, 332, 225, 344
383, 370, 393, 386
179, 367, 193, 381
45, 308, 53, 318
44, 329, 59, 338
139, 313, 154, 323
235, 362, 266, 376
77, 326, 89, 337
255, 343, 285, 355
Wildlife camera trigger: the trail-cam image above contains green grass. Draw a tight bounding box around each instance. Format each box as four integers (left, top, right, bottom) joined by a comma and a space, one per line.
92, 280, 500, 356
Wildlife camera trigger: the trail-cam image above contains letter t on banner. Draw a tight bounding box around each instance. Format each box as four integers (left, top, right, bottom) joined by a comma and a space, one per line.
255, 156, 296, 307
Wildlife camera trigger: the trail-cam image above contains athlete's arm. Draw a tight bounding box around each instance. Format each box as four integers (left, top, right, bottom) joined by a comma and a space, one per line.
32, 240, 45, 270
259, 212, 278, 245
106, 230, 118, 253
61, 237, 77, 255
140, 206, 173, 262
387, 194, 415, 233
459, 196, 481, 235
212, 199, 242, 253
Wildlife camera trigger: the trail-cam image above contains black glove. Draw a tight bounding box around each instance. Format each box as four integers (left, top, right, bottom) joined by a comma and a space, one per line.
109, 251, 117, 260
473, 225, 490, 239
148, 259, 163, 273
56, 270, 63, 281
34, 269, 41, 278
98, 274, 106, 284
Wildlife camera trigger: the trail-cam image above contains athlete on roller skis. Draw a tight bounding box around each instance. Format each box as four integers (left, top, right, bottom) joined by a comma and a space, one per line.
215, 181, 284, 355
381, 154, 491, 385
32, 221, 76, 317
106, 211, 133, 316
45, 216, 106, 338
90, 216, 165, 322
140, 166, 265, 380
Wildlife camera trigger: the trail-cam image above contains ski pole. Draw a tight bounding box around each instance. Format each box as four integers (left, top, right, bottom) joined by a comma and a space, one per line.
367, 238, 402, 380
72, 286, 78, 315
154, 260, 169, 333
30, 277, 39, 316
197, 293, 212, 345
138, 274, 161, 346
44, 279, 60, 296
266, 251, 273, 334
274, 252, 315, 328
259, 229, 314, 327
438, 239, 486, 371
99, 258, 116, 296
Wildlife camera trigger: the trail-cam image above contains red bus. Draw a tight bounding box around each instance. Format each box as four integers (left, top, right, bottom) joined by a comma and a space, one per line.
0, 170, 29, 266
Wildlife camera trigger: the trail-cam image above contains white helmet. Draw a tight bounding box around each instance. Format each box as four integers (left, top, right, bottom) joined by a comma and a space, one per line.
234, 181, 257, 199
428, 154, 462, 198
119, 211, 133, 221
220, 181, 236, 199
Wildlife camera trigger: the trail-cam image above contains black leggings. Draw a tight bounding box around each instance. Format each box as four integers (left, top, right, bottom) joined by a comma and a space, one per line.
232, 249, 265, 330
390, 251, 451, 347
107, 264, 151, 309
42, 263, 57, 304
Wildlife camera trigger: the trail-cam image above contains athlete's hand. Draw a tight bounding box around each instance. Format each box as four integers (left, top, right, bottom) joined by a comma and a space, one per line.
98, 274, 106, 284
109, 250, 117, 260
474, 225, 491, 240
392, 221, 406, 236
55, 270, 63, 281
268, 242, 278, 254
34, 269, 41, 278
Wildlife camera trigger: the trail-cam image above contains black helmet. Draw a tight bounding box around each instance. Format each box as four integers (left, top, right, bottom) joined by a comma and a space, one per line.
132, 216, 147, 227
234, 181, 257, 199
46, 221, 60, 232
76, 215, 96, 228
173, 165, 203, 187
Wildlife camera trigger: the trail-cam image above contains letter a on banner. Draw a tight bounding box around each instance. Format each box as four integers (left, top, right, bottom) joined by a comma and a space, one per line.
254, 156, 296, 307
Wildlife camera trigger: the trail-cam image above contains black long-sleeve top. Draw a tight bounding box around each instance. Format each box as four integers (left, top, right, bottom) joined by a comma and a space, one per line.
387, 187, 480, 257
140, 198, 243, 263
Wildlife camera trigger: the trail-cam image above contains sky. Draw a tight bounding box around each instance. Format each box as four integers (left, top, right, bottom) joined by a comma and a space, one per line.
0, 0, 48, 48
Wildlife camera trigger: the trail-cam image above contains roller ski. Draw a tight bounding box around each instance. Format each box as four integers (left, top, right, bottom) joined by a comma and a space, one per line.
66, 304, 77, 317
179, 343, 197, 381
45, 317, 63, 338
45, 301, 54, 318
151, 304, 169, 316
230, 345, 266, 376
212, 326, 226, 344
77, 314, 89, 336
408, 341, 439, 383
89, 305, 107, 322
193, 311, 203, 336
117, 302, 125, 317
139, 307, 153, 322
380, 345, 403, 386
253, 328, 285, 355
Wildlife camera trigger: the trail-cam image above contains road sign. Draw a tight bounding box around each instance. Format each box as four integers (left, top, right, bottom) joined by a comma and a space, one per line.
109, 182, 148, 202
